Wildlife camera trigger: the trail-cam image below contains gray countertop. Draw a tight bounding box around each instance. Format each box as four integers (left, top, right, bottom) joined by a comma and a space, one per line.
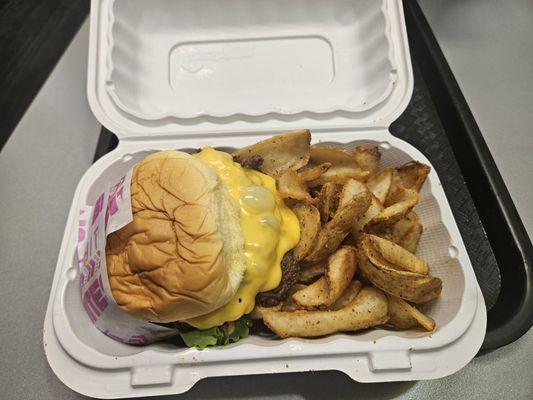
418, 0, 533, 238
1, 2, 532, 399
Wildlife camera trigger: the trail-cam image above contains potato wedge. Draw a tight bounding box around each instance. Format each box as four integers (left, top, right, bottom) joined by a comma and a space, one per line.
293, 246, 357, 308
352, 194, 384, 241
292, 277, 330, 309
385, 211, 419, 239
352, 146, 381, 175
325, 246, 358, 303
298, 261, 326, 283
291, 204, 321, 261
365, 188, 418, 231
338, 179, 368, 210
361, 234, 429, 275
308, 145, 370, 187
305, 191, 371, 263
316, 182, 338, 223
379, 212, 423, 253
400, 222, 423, 254
307, 166, 369, 187
396, 161, 430, 190
366, 168, 393, 204
309, 145, 380, 176
358, 254, 442, 304
262, 286, 389, 338
387, 294, 435, 331
330, 280, 363, 310
277, 169, 314, 203
310, 146, 360, 167
298, 163, 331, 182
233, 129, 311, 176
388, 161, 431, 198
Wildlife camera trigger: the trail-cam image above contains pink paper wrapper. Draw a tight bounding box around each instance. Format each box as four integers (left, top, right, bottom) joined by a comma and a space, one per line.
76, 170, 178, 345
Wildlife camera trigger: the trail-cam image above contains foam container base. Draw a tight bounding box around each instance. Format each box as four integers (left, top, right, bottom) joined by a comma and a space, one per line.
44, 0, 486, 397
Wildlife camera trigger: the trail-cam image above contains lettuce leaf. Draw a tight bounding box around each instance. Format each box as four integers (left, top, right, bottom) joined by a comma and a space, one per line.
179, 316, 253, 350
179, 327, 220, 349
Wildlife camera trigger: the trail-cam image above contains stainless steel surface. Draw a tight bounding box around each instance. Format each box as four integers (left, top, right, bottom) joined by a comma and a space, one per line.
1, 2, 533, 398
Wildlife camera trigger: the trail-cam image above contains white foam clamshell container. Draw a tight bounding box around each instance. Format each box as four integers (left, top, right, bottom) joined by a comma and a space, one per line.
44, 0, 487, 397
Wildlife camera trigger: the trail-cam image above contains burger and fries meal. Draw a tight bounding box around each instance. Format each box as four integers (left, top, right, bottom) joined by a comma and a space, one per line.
104, 129, 442, 348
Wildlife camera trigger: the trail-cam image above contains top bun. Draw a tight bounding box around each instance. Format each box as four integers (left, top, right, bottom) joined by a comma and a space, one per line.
106, 151, 245, 323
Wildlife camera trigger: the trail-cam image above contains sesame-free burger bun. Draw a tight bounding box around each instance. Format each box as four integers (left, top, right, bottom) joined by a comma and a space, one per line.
105, 151, 246, 323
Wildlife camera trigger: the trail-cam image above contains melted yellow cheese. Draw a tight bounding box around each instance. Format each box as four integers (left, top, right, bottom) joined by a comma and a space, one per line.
186, 148, 300, 329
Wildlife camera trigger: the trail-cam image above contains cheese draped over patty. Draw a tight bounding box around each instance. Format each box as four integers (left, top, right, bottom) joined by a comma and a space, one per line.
186, 148, 300, 329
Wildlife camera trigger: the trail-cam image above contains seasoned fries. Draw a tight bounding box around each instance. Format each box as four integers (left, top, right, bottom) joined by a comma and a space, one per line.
277, 169, 314, 203
292, 277, 330, 309
291, 204, 321, 261
309, 146, 363, 168
366, 167, 393, 203
358, 253, 442, 304
304, 191, 371, 263
323, 247, 357, 304
298, 163, 331, 182
233, 129, 311, 176
377, 212, 423, 254
316, 182, 338, 223
330, 281, 362, 310
239, 130, 439, 340
263, 286, 389, 338
307, 166, 369, 187
360, 234, 429, 275
398, 220, 423, 253
388, 161, 431, 199
293, 247, 357, 309
352, 146, 381, 176
387, 294, 435, 331
338, 179, 368, 209
366, 187, 419, 231
352, 194, 383, 242
309, 146, 380, 176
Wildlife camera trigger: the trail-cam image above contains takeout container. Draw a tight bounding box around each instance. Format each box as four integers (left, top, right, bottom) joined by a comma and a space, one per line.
44, 0, 486, 397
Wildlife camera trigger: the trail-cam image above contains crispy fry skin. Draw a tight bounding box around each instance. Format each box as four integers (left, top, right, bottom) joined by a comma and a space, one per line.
233, 129, 311, 176
263, 286, 389, 338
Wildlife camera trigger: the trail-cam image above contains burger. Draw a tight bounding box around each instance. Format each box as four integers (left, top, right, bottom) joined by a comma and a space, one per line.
105, 147, 301, 347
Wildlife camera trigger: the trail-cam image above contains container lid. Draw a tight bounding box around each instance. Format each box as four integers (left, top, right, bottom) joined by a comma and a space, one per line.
88, 0, 413, 140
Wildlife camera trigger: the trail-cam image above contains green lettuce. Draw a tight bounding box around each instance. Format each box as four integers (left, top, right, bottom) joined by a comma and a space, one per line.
179, 316, 253, 350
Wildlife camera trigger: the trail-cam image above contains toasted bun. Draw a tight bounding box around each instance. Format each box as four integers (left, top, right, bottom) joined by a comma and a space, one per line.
105, 151, 246, 322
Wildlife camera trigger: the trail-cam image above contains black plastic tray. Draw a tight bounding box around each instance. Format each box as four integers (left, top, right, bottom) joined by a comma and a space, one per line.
93, 1, 533, 351
402, 1, 533, 351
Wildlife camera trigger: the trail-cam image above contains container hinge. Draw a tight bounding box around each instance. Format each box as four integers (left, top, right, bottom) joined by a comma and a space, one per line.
369, 350, 412, 371
131, 364, 174, 386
